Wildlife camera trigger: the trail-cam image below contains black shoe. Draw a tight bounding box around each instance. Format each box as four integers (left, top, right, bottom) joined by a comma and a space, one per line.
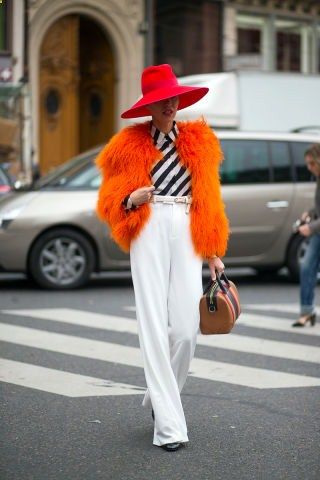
151, 409, 155, 421
292, 313, 316, 327
161, 442, 182, 452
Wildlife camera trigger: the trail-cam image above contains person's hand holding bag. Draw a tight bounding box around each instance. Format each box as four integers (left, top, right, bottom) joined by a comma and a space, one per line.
208, 256, 225, 280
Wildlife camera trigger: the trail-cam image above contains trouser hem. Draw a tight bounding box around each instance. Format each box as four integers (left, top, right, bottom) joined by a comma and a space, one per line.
300, 306, 315, 316
153, 438, 189, 447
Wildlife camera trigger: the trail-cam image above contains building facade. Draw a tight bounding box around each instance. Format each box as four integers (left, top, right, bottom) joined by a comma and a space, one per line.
156, 0, 320, 76
223, 0, 320, 74
0, 0, 145, 179
1, 0, 319, 179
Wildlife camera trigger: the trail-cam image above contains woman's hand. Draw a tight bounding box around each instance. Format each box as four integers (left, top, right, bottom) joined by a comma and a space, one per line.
208, 256, 225, 281
130, 186, 155, 206
299, 224, 312, 237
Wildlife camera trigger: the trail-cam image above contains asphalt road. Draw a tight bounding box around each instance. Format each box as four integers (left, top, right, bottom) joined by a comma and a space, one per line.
0, 271, 319, 480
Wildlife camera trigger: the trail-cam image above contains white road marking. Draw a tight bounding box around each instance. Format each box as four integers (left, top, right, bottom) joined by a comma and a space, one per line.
189, 357, 320, 389
2, 308, 137, 333
0, 358, 145, 397
2, 308, 320, 362
0, 322, 320, 389
243, 303, 319, 315
123, 306, 136, 312
239, 313, 320, 337
197, 334, 320, 364
243, 303, 299, 313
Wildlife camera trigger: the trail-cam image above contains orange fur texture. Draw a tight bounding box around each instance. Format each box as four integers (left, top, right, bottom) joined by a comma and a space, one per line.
96, 120, 229, 257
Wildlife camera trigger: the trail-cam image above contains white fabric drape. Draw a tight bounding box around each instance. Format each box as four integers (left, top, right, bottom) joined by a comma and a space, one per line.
130, 201, 203, 446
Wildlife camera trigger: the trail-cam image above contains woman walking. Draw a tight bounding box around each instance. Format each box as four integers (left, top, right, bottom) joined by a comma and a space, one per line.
292, 144, 320, 327
96, 64, 229, 451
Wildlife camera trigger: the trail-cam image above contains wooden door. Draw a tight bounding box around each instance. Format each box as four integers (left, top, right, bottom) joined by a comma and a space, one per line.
79, 17, 115, 151
39, 15, 115, 174
39, 16, 80, 174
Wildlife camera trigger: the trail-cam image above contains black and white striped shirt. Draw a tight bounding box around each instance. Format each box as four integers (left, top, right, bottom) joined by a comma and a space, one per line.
150, 122, 192, 197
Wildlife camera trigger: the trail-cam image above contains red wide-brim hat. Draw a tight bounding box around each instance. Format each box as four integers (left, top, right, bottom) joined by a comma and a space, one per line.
121, 64, 209, 119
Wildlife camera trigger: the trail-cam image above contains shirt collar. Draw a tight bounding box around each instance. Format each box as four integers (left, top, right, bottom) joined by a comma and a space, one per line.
151, 121, 179, 146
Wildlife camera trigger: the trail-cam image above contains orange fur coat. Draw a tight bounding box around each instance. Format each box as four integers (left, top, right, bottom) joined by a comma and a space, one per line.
96, 120, 229, 258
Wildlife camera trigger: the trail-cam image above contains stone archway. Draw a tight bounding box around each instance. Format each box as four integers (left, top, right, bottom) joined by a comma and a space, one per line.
29, 0, 144, 172
39, 14, 115, 173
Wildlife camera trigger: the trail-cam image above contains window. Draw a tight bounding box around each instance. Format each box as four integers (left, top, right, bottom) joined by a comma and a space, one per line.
277, 31, 301, 72
275, 19, 302, 72
0, 1, 12, 53
0, 165, 11, 186
66, 165, 101, 188
47, 162, 100, 189
34, 153, 101, 190
290, 142, 315, 182
220, 140, 270, 184
270, 142, 292, 182
238, 28, 261, 54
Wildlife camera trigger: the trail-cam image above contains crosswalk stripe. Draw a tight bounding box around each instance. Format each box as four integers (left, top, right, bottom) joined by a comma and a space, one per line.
0, 358, 145, 397
189, 357, 320, 389
124, 305, 320, 336
2, 308, 136, 333
243, 303, 319, 315
2, 309, 320, 363
239, 313, 320, 337
1, 322, 320, 389
243, 303, 301, 314
197, 334, 320, 363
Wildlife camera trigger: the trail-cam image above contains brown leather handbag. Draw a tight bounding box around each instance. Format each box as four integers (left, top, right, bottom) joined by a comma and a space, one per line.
199, 272, 241, 334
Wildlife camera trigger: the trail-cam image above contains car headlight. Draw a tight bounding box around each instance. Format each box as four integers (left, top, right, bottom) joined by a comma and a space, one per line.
0, 206, 25, 229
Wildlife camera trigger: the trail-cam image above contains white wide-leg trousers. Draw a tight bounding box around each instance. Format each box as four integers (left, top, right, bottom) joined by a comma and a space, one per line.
130, 201, 203, 446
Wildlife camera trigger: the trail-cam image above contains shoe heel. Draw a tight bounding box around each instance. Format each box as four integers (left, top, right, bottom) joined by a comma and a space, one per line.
310, 313, 316, 326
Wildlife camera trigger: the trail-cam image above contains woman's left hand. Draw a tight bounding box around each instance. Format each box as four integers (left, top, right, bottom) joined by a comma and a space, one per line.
208, 257, 225, 280
299, 224, 312, 237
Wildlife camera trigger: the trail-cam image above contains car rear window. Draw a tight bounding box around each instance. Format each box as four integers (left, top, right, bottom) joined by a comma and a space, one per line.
0, 167, 10, 186
34, 155, 101, 190
220, 139, 270, 184
290, 141, 316, 181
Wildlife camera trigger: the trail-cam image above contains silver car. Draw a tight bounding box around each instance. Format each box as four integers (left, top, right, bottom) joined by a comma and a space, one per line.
0, 132, 318, 289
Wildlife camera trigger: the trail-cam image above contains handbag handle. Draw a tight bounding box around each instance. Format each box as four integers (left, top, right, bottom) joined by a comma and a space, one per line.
203, 271, 230, 295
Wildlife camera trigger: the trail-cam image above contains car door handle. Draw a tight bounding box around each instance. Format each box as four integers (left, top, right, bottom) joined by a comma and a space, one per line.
266, 201, 289, 209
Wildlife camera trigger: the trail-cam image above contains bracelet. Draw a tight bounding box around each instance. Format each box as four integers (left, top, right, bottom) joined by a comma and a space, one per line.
122, 194, 137, 211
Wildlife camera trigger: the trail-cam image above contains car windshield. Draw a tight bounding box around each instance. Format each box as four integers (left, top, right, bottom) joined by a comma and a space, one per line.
30, 149, 102, 190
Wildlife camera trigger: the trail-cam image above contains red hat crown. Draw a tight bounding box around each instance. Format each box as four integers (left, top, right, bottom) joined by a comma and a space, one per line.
142, 64, 178, 95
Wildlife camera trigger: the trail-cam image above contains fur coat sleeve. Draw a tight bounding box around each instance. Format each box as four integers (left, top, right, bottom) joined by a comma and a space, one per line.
95, 125, 157, 251
175, 120, 229, 258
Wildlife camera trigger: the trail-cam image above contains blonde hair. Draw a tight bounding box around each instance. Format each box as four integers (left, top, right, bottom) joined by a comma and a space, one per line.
305, 144, 320, 167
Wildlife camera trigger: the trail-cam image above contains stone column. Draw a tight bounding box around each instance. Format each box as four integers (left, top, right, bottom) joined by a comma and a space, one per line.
223, 5, 237, 71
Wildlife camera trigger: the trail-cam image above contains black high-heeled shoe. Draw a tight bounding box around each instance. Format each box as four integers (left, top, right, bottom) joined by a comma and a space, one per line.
161, 442, 183, 452
292, 313, 316, 327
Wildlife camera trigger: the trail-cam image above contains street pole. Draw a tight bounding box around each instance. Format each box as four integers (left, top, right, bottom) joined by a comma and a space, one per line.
145, 0, 154, 66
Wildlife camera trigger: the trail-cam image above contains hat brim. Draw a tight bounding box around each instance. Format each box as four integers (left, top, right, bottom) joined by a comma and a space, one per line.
121, 85, 209, 119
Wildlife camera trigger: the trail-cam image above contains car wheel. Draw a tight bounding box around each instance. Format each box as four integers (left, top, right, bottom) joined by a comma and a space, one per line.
286, 234, 309, 282
29, 228, 95, 289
